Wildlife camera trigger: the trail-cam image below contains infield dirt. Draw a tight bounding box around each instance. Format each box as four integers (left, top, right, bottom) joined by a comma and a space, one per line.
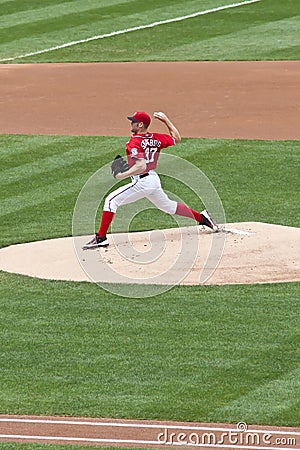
1, 61, 300, 140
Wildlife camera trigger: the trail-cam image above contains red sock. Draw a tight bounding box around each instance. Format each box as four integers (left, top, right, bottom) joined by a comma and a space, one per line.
97, 211, 114, 237
175, 202, 201, 222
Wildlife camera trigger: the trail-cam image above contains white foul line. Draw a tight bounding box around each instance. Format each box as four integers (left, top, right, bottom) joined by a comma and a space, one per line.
0, 0, 260, 62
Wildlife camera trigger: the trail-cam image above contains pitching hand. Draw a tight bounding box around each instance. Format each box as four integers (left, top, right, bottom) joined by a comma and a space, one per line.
154, 111, 181, 144
153, 111, 169, 123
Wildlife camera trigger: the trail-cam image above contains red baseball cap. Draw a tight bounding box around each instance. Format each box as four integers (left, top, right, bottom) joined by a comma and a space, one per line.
127, 111, 151, 127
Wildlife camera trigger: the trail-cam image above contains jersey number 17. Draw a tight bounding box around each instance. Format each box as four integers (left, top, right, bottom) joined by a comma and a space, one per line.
145, 147, 158, 163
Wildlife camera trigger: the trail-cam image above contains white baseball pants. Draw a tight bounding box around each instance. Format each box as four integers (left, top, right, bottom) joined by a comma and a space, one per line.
104, 171, 177, 214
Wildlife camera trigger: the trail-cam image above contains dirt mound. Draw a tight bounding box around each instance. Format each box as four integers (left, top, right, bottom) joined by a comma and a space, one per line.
0, 222, 299, 285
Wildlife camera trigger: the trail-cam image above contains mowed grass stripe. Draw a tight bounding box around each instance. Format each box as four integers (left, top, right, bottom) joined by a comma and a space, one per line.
158, 16, 300, 61
0, 135, 122, 164
0, 136, 77, 166
0, 135, 116, 242
0, 0, 218, 43
1, 177, 84, 217
0, 0, 257, 59
16, 0, 298, 63
219, 367, 300, 424
0, 164, 99, 209
0, 134, 121, 174
0, 135, 71, 157
1, 144, 104, 187
0, 7, 118, 45
0, 0, 130, 28
0, 0, 75, 15
107, 0, 299, 60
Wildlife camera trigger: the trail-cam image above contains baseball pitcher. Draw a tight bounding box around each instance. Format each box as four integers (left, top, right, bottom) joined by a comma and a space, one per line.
83, 111, 218, 249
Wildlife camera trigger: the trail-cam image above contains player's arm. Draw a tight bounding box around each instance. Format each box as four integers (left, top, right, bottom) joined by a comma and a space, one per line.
153, 112, 181, 144
114, 158, 146, 180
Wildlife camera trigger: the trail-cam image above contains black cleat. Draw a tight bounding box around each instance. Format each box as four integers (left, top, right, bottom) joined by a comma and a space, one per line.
200, 210, 219, 232
82, 234, 109, 249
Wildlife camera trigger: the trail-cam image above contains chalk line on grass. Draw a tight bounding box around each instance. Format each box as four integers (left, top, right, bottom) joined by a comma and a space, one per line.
0, 0, 260, 62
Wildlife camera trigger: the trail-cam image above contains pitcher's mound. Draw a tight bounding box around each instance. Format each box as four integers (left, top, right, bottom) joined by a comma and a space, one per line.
0, 222, 299, 285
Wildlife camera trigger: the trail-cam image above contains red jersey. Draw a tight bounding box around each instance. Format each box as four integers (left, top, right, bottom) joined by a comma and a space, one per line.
126, 132, 175, 173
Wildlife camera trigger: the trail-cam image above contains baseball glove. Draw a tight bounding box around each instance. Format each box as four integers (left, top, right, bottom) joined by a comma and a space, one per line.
111, 154, 129, 177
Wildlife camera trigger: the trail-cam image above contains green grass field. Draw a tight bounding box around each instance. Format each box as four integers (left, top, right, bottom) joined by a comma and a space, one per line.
0, 0, 299, 449
1, 274, 300, 422
0, 0, 299, 63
